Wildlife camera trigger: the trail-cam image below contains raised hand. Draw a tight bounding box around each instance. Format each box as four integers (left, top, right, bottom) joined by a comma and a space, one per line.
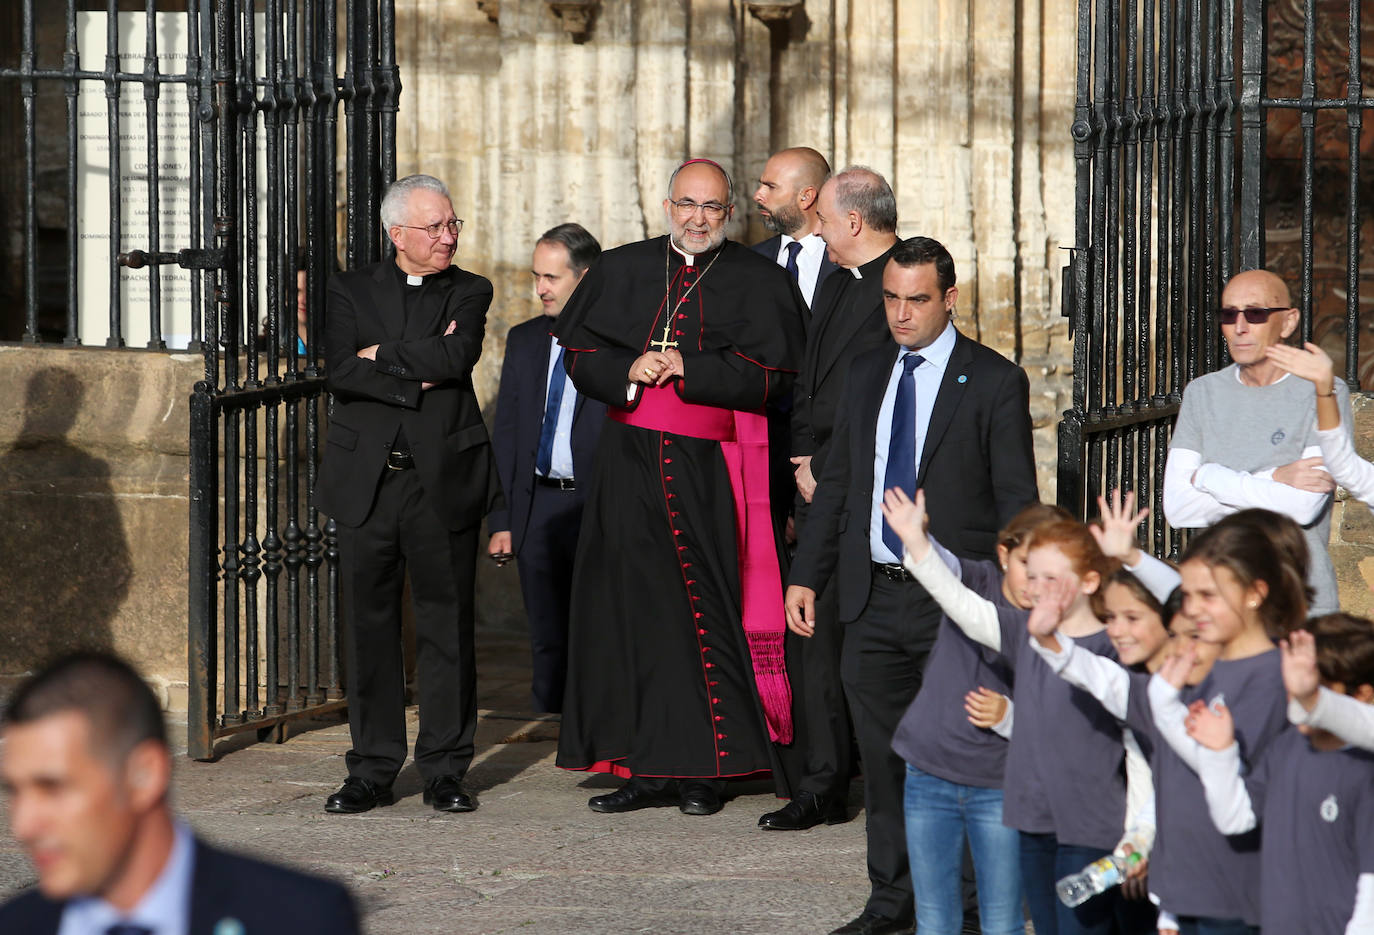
964, 686, 1009, 729
1026, 575, 1076, 638
1089, 489, 1149, 562
880, 487, 929, 562
1280, 629, 1321, 711
1265, 341, 1335, 394
1185, 698, 1236, 750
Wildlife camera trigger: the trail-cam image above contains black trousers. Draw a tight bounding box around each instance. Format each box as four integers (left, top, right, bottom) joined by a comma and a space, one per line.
841, 571, 940, 923
514, 483, 585, 713
793, 498, 855, 801
337, 467, 478, 786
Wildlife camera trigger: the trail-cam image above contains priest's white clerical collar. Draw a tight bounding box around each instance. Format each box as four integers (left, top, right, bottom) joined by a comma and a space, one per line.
406, 273, 423, 286
670, 238, 699, 269
850, 266, 863, 279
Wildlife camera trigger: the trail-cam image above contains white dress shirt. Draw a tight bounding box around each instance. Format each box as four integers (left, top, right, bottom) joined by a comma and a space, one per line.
539, 334, 577, 479
869, 321, 958, 562
772, 233, 828, 307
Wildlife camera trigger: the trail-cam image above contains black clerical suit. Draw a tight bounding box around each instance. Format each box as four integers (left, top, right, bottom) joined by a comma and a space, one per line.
315, 259, 494, 788
488, 314, 605, 712
789, 328, 1037, 923
785, 246, 895, 808
553, 236, 806, 788
0, 837, 360, 934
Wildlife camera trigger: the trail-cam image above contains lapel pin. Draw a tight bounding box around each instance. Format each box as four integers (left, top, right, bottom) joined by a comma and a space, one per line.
957, 374, 967, 384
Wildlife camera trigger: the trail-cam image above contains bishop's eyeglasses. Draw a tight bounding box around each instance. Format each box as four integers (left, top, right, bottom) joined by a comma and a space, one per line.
668, 198, 730, 220
402, 218, 464, 239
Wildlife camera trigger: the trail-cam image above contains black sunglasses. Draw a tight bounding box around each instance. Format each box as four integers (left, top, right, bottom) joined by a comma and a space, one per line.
1217, 305, 1290, 325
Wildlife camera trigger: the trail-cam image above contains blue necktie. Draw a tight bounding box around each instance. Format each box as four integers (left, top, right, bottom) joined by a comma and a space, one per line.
784, 240, 802, 282
536, 346, 567, 477
882, 352, 924, 557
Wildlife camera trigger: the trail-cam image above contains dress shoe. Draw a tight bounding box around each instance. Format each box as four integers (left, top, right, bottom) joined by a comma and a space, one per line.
678, 781, 723, 816
423, 774, 477, 813
324, 776, 394, 814
827, 911, 914, 935
757, 791, 847, 830
587, 781, 675, 813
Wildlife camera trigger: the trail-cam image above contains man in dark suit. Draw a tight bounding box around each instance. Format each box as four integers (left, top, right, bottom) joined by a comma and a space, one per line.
487, 223, 605, 713
787, 237, 1038, 935
314, 173, 494, 815
0, 652, 360, 934
750, 146, 839, 310
758, 166, 900, 834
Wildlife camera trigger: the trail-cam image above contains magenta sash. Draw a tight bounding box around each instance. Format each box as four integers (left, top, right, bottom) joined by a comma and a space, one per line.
609, 385, 793, 744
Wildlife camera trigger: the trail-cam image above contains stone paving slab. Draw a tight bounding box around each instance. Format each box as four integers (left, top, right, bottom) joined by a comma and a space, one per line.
0, 635, 876, 933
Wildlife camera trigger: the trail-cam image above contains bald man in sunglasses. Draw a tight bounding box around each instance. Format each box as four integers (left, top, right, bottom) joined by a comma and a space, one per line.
1163, 268, 1353, 614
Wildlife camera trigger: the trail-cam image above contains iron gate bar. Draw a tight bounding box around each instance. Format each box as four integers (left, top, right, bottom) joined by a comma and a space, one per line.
1343, 0, 1362, 391
1300, 0, 1316, 346
21, 1, 37, 344
1239, 0, 1265, 270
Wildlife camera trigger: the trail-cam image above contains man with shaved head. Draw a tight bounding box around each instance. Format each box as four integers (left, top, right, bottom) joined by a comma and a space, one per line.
553, 159, 807, 817
752, 147, 838, 308
1164, 268, 1353, 613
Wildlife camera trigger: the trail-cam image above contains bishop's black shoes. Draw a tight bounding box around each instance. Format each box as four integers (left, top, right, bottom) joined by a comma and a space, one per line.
757, 791, 848, 830
587, 779, 676, 813
827, 911, 915, 935
677, 780, 723, 816
324, 776, 394, 814
423, 774, 477, 813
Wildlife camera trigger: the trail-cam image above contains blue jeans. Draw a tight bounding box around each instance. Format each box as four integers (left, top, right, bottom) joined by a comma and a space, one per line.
904, 765, 1023, 935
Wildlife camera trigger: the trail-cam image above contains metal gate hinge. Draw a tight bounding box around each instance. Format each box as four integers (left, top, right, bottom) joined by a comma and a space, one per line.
118, 248, 226, 271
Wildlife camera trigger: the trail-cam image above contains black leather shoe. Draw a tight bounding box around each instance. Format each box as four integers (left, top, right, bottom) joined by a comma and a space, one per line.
758, 791, 847, 830
588, 781, 675, 813
828, 911, 914, 935
678, 781, 723, 816
324, 776, 394, 814
423, 774, 477, 813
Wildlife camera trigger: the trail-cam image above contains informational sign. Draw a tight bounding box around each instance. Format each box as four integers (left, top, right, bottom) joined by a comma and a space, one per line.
76, 12, 267, 349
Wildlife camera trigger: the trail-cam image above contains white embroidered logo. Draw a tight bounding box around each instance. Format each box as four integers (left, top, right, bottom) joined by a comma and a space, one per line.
1320, 794, 1339, 823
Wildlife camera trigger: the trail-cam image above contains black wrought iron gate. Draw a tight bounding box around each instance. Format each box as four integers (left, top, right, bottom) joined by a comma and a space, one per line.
1059, 0, 1372, 550
186, 0, 397, 758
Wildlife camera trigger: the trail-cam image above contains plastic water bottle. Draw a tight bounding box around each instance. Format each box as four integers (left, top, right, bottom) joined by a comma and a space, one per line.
1055, 852, 1142, 907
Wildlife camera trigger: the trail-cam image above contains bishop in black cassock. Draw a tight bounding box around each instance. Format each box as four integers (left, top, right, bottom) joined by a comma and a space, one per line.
552, 160, 807, 816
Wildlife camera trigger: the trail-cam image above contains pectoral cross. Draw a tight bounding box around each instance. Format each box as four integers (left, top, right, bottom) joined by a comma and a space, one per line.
649, 314, 678, 353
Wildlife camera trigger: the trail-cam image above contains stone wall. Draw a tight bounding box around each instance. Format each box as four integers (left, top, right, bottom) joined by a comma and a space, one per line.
393, 0, 1080, 498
